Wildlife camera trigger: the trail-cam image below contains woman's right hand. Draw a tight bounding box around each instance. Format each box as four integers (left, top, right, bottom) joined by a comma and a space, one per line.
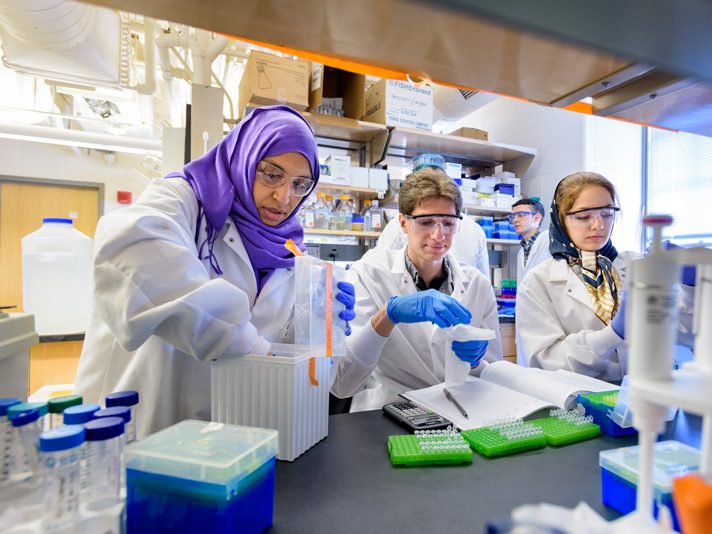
386, 289, 472, 328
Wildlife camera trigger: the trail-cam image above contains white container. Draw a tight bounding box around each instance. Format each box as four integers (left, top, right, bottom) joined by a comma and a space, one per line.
21, 218, 93, 335
211, 344, 331, 461
0, 313, 37, 401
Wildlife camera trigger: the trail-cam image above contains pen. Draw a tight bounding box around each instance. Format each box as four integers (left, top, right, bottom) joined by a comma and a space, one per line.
443, 387, 468, 419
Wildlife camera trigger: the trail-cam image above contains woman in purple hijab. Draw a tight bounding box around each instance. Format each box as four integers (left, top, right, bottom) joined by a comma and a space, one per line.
75, 106, 355, 437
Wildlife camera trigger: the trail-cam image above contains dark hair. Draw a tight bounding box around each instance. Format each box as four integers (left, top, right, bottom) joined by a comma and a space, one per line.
399, 168, 462, 215
512, 198, 545, 219
554, 172, 618, 229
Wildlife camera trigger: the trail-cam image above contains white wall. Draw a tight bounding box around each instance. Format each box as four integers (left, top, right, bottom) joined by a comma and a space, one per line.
0, 138, 152, 214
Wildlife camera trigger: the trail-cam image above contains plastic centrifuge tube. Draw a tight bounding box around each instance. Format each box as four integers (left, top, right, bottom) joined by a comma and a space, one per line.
82, 417, 125, 508
104, 390, 139, 442
62, 404, 101, 426
39, 425, 85, 531
47, 395, 83, 429
9, 409, 43, 484
94, 406, 134, 444
7, 401, 49, 432
1, 398, 21, 486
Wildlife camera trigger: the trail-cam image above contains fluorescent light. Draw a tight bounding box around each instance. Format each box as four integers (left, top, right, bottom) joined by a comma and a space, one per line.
0, 122, 161, 155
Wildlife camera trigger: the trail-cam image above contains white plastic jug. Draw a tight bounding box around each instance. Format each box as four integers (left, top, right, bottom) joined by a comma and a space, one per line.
21, 218, 93, 335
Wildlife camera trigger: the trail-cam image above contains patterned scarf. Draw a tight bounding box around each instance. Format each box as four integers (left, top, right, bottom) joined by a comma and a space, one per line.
548, 190, 621, 324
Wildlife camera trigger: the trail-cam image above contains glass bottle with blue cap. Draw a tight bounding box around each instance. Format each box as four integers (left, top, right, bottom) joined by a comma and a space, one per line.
39, 425, 85, 531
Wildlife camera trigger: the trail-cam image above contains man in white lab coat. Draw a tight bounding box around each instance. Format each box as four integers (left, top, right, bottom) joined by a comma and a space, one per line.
512, 197, 551, 281
376, 209, 490, 278
332, 168, 502, 411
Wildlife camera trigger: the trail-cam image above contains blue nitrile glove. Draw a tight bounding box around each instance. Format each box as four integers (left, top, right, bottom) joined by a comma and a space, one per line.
335, 281, 355, 336
610, 294, 626, 339
451, 339, 489, 366
660, 241, 696, 286
386, 289, 472, 328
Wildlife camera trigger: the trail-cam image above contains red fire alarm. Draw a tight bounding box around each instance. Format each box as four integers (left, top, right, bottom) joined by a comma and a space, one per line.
117, 191, 133, 204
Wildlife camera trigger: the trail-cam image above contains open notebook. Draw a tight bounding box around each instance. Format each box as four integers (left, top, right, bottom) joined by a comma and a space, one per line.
402, 360, 618, 430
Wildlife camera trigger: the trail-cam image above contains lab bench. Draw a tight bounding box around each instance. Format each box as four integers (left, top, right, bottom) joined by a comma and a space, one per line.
270, 409, 701, 533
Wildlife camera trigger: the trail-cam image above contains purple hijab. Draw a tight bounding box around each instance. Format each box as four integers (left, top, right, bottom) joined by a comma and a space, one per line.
167, 105, 319, 292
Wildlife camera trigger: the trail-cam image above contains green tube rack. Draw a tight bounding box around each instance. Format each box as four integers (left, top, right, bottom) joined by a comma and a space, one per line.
461, 422, 546, 458
529, 409, 601, 446
388, 430, 473, 466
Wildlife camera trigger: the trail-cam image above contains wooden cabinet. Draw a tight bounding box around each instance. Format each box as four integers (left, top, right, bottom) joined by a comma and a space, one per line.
499, 321, 517, 364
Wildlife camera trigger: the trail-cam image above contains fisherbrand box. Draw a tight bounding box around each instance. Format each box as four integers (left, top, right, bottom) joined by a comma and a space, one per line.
362, 79, 433, 130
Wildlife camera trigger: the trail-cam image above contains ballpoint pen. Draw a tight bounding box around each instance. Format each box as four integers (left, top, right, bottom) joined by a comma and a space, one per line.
443, 387, 468, 418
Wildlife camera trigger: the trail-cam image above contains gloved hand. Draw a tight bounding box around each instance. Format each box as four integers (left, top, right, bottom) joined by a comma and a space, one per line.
451, 339, 488, 366
661, 241, 696, 286
610, 293, 626, 339
386, 289, 472, 328
335, 281, 355, 336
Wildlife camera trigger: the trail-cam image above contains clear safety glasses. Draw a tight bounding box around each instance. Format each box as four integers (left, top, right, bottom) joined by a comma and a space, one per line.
255, 161, 316, 198
404, 213, 462, 235
507, 211, 537, 223
565, 206, 620, 228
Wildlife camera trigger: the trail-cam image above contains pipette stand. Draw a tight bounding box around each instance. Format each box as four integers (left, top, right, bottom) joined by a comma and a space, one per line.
626, 215, 712, 530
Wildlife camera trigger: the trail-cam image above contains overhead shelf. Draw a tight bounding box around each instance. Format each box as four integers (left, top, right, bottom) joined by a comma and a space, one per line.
462, 204, 512, 215
302, 112, 388, 143
388, 127, 536, 166
487, 238, 520, 246
316, 183, 383, 198
304, 229, 381, 238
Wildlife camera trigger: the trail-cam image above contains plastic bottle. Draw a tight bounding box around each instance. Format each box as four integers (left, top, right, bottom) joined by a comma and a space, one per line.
94, 406, 134, 443
313, 192, 330, 230
47, 394, 83, 429
370, 200, 384, 231
9, 408, 42, 484
104, 390, 139, 443
82, 417, 125, 507
1, 398, 21, 486
298, 197, 314, 229
336, 194, 353, 230
8, 401, 49, 432
39, 425, 85, 531
21, 218, 93, 335
361, 200, 373, 232
62, 404, 101, 426
326, 194, 338, 230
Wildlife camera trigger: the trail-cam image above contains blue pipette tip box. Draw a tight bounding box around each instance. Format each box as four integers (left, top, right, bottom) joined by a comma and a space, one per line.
599, 440, 700, 531
125, 420, 278, 534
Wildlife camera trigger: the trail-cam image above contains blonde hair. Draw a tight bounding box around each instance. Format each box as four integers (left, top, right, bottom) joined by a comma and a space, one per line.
398, 168, 462, 215
555, 172, 618, 227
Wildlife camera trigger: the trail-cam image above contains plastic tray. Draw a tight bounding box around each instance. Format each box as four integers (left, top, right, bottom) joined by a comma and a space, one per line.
387, 433, 473, 466
529, 416, 601, 446
461, 426, 546, 457
577, 392, 637, 437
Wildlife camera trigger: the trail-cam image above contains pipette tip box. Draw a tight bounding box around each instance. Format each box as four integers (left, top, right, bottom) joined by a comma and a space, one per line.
125, 420, 278, 534
599, 440, 701, 531
577, 392, 637, 437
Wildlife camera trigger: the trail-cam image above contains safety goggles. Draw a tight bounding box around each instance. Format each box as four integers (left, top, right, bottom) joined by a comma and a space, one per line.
564, 206, 620, 227
255, 160, 316, 198
507, 211, 537, 223
404, 213, 462, 235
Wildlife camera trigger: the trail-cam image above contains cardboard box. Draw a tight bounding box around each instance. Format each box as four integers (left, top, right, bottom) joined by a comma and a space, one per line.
362, 79, 433, 130
323, 154, 351, 186
309, 64, 365, 120
239, 51, 309, 116
449, 126, 489, 141
350, 167, 370, 188
368, 167, 389, 190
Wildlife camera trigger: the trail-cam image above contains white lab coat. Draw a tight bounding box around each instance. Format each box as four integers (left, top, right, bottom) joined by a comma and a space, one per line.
516, 229, 552, 281
375, 215, 490, 277
75, 178, 295, 438
332, 246, 502, 411
515, 252, 695, 381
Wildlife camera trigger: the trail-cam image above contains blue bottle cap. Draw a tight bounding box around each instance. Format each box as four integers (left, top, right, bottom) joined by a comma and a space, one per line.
7, 401, 48, 419
42, 218, 72, 224
39, 426, 85, 452
63, 404, 101, 425
10, 408, 40, 427
104, 390, 139, 408
94, 406, 131, 423
83, 417, 125, 441
0, 398, 21, 416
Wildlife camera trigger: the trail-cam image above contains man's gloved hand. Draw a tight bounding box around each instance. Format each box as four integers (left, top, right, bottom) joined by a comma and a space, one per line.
335, 281, 355, 336
660, 241, 696, 286
386, 289, 472, 328
451, 339, 488, 366
610, 293, 626, 339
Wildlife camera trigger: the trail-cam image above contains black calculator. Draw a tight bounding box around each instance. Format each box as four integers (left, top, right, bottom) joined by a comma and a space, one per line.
382, 401, 452, 432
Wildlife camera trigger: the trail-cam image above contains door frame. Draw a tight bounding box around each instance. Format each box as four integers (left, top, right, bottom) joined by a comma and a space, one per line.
0, 175, 104, 217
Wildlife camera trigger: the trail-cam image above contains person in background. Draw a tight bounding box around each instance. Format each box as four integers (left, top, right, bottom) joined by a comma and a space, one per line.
75, 106, 355, 438
332, 168, 502, 411
511, 197, 551, 281
376, 206, 490, 278
515, 171, 694, 380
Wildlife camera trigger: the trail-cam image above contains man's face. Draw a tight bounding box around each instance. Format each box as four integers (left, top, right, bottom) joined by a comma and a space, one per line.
400, 197, 458, 265
511, 204, 541, 236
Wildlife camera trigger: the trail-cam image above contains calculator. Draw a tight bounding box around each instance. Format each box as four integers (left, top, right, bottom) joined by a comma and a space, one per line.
382, 401, 452, 432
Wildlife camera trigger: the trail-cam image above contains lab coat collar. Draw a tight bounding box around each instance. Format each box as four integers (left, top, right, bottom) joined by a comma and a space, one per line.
549, 258, 592, 309
390, 245, 466, 297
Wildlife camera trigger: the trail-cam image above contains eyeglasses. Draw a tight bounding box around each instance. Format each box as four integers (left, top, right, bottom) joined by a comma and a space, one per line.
404, 213, 462, 235
255, 161, 316, 198
508, 211, 537, 223
565, 206, 620, 227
